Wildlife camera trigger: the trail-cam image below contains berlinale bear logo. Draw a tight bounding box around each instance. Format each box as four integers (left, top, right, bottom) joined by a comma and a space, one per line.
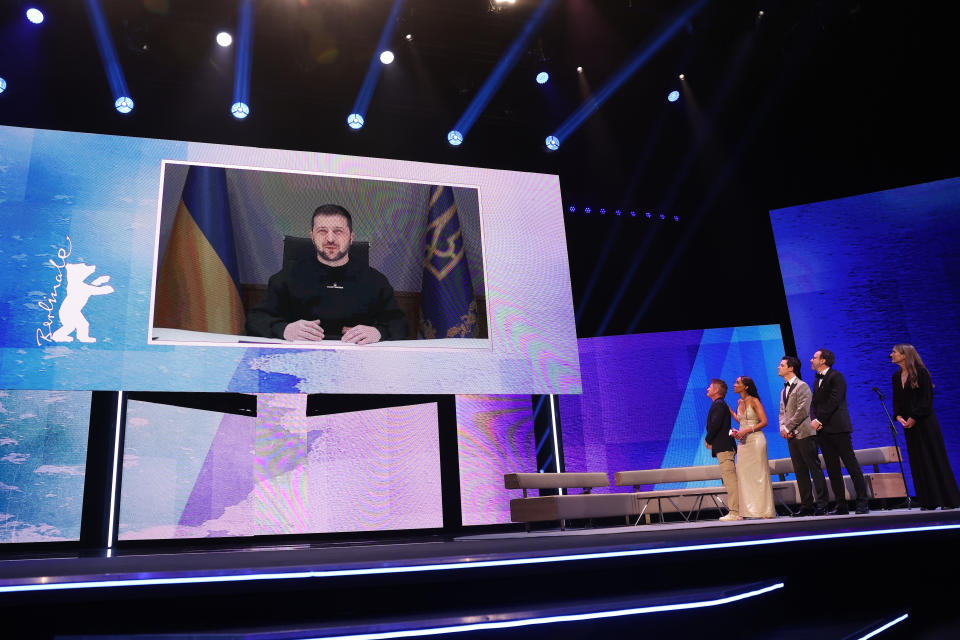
36, 237, 115, 345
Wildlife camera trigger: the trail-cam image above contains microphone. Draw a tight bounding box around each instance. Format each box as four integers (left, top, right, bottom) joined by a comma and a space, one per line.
872, 386, 885, 400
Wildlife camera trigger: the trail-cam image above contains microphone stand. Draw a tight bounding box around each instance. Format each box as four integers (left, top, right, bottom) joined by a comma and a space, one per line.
872, 386, 912, 510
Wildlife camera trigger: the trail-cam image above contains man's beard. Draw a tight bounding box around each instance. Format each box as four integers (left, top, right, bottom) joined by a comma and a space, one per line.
318, 244, 349, 263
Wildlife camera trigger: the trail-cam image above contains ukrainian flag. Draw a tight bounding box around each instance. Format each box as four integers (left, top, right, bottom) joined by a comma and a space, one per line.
154, 166, 245, 335
420, 185, 477, 339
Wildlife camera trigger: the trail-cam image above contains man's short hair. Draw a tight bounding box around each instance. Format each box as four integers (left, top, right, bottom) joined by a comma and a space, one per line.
781, 356, 802, 379
817, 348, 836, 367
312, 204, 353, 232
711, 378, 728, 398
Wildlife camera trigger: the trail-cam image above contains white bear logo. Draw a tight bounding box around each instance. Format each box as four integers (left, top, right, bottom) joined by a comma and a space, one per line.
50, 263, 114, 343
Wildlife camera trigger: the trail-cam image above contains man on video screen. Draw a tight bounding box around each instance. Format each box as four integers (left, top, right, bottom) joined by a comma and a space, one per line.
245, 204, 407, 344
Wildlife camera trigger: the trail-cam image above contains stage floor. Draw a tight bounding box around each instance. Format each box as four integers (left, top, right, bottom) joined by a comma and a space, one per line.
2, 506, 958, 591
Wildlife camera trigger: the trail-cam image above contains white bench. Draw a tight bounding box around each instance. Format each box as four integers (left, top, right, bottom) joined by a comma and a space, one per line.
504, 446, 908, 528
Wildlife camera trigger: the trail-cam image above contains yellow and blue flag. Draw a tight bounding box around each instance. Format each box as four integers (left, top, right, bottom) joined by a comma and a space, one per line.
420, 185, 477, 339
154, 166, 245, 335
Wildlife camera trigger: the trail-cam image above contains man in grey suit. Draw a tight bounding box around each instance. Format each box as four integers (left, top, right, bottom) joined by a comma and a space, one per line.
778, 355, 828, 516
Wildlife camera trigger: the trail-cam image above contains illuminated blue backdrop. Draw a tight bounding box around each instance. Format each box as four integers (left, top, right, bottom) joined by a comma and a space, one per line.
770, 177, 960, 493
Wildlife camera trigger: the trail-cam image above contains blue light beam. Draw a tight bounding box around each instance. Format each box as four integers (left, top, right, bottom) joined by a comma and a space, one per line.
548, 0, 709, 146
450, 0, 557, 143
83, 0, 134, 113
232, 0, 255, 119
349, 0, 406, 126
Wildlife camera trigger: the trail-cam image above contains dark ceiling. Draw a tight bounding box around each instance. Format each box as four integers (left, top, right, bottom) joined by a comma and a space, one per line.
1, 0, 957, 337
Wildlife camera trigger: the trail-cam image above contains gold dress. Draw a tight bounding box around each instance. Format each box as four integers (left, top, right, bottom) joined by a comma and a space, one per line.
736, 403, 776, 518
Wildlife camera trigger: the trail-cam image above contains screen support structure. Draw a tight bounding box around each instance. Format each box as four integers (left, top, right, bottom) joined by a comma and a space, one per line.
532, 394, 563, 494
79, 391, 127, 551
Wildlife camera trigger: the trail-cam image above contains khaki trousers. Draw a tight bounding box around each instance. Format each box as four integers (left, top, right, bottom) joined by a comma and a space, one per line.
716, 450, 739, 516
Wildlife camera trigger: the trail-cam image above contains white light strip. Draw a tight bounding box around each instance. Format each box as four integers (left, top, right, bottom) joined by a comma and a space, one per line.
855, 613, 909, 640
298, 583, 784, 640
0, 525, 957, 594
106, 391, 124, 548
548, 394, 560, 470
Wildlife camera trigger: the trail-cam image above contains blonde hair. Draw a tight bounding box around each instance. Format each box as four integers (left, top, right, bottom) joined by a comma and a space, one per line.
894, 343, 927, 389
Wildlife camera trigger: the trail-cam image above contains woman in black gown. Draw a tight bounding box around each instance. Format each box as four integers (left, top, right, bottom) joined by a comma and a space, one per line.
890, 344, 960, 510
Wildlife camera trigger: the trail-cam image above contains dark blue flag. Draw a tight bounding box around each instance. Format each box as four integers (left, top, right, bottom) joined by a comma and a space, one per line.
420, 185, 477, 338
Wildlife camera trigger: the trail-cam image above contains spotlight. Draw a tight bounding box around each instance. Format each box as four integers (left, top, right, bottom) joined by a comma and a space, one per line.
667, 90, 680, 102
379, 50, 395, 64
545, 135, 560, 151
679, 73, 685, 80
0, 77, 6, 94
346, 113, 364, 130
584, 207, 591, 214
26, 8, 44, 24
673, 215, 679, 221
568, 206, 576, 213
216, 32, 233, 47
600, 208, 606, 215
615, 209, 622, 216
114, 96, 134, 114
231, 101, 249, 119
405, 33, 413, 42
645, 212, 652, 218
447, 130, 464, 146
576, 66, 583, 73
630, 211, 636, 217
659, 213, 666, 220
536, 71, 549, 85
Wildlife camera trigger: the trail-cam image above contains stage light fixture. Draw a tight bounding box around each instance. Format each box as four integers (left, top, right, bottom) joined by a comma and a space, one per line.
216, 32, 233, 47
114, 96, 134, 114
568, 206, 576, 212
668, 90, 680, 102
616, 209, 622, 216
584, 207, 591, 214
645, 212, 652, 218
26, 8, 44, 24
679, 73, 685, 80
536, 71, 549, 84
545, 135, 560, 151
405, 33, 413, 41
600, 208, 606, 214
0, 78, 6, 94
673, 215, 679, 221
630, 211, 636, 217
576, 66, 583, 73
379, 50, 395, 64
346, 113, 364, 130
659, 213, 666, 220
231, 101, 249, 119
447, 130, 464, 146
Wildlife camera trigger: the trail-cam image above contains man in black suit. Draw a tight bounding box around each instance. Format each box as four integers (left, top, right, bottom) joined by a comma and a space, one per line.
809, 349, 869, 514
704, 379, 739, 521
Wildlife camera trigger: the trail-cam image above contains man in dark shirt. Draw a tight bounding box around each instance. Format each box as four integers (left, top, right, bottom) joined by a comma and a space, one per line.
245, 204, 408, 344
704, 378, 739, 521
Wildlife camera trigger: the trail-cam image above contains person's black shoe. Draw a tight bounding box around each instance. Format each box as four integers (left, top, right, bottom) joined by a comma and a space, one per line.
855, 505, 870, 514
813, 507, 828, 516
791, 509, 814, 517
828, 506, 849, 515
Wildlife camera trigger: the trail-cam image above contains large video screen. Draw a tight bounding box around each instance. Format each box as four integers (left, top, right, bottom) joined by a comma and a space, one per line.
559, 325, 790, 491
0, 125, 580, 394
456, 394, 536, 525
770, 177, 960, 489
118, 395, 442, 539
0, 390, 92, 543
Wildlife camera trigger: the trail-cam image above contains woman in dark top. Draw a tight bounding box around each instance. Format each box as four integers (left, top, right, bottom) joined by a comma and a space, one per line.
890, 344, 960, 510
